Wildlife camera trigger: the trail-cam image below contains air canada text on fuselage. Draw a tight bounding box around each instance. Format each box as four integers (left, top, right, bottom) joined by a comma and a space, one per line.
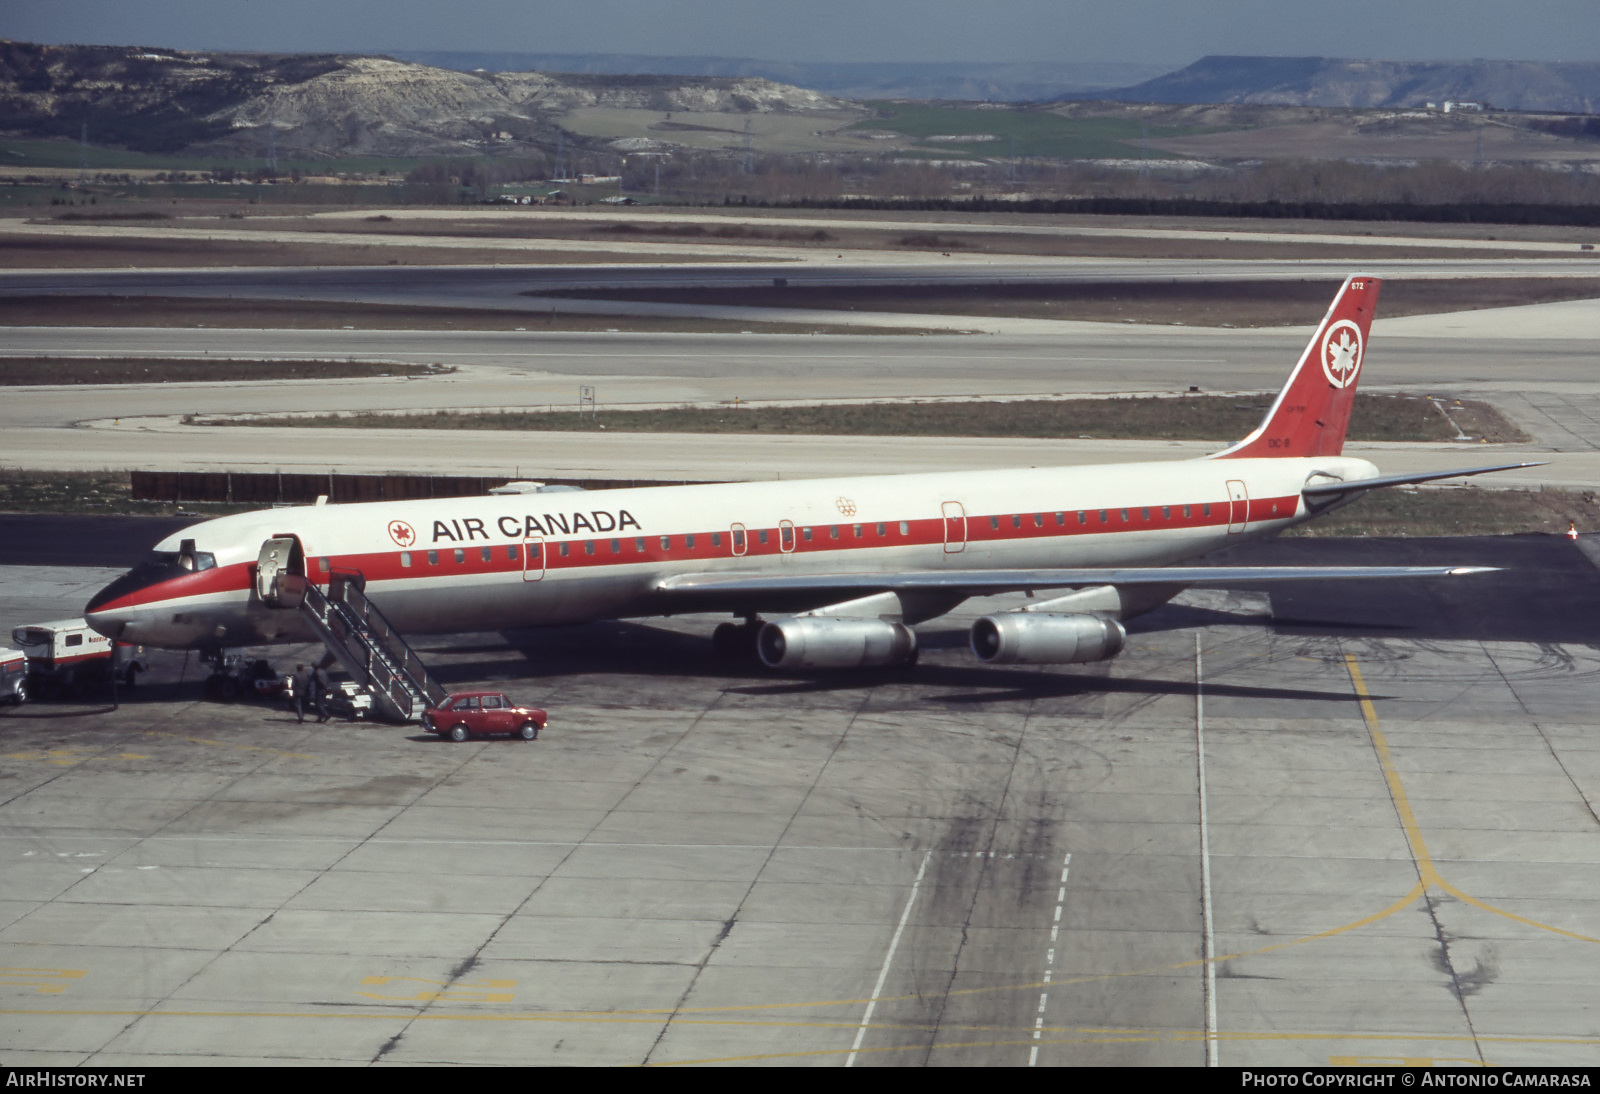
428, 511, 645, 544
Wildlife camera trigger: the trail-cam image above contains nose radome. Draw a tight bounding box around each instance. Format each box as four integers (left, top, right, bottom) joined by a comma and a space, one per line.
85, 609, 126, 640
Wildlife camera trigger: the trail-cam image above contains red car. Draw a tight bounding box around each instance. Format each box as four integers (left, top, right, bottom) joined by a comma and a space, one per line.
423, 692, 548, 742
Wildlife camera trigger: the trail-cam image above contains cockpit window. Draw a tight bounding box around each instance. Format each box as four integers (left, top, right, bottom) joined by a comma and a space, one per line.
148, 550, 217, 572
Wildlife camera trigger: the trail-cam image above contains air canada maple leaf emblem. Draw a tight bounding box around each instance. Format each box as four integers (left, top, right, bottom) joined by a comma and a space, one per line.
388, 520, 416, 547
1320, 320, 1363, 389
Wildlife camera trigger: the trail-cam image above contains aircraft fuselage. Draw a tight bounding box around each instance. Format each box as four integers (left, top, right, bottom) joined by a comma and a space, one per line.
85, 454, 1377, 651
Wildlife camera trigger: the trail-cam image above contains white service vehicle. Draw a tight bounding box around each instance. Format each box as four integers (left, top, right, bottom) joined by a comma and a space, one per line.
1, 648, 27, 704
10, 619, 147, 698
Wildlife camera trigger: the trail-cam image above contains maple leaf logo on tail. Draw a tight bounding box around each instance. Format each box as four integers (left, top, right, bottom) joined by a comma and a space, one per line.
1321, 320, 1364, 389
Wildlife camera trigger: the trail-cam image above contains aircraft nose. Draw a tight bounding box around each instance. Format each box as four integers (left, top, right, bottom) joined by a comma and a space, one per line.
84, 609, 126, 640
84, 562, 181, 640
85, 577, 135, 639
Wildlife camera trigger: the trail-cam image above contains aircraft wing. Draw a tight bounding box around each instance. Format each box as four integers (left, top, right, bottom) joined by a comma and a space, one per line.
655, 563, 1495, 602
1303, 461, 1544, 498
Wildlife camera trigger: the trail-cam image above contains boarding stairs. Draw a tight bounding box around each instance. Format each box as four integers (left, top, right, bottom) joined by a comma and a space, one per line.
296, 576, 447, 723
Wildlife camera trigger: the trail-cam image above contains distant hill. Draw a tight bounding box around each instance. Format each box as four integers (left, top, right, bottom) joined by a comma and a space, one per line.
388, 51, 1172, 103
0, 41, 860, 159
1076, 56, 1600, 113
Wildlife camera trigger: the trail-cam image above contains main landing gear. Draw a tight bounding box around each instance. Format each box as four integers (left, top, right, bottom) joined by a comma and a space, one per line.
712, 617, 763, 663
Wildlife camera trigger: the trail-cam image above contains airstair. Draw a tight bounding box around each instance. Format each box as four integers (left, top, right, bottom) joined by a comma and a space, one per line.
297, 576, 447, 723
256, 536, 446, 723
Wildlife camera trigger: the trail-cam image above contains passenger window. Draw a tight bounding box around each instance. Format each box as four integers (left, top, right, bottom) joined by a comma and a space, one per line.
584, 541, 595, 555
481, 547, 492, 562
686, 534, 696, 549
1141, 508, 1149, 521
560, 543, 569, 557
66, 634, 83, 647
853, 524, 863, 538
802, 527, 813, 541
1162, 507, 1170, 520
899, 521, 909, 535
1077, 511, 1087, 525
454, 548, 465, 563
1033, 514, 1043, 528
528, 543, 540, 559
875, 522, 886, 536
1183, 505, 1191, 518
428, 550, 439, 565
319, 557, 330, 572
636, 537, 646, 552
1203, 503, 1212, 517
1120, 510, 1129, 522
989, 517, 999, 531
830, 526, 839, 539
401, 552, 412, 567
1055, 512, 1065, 525
712, 532, 723, 547
508, 545, 519, 560
1099, 510, 1108, 523
660, 536, 671, 551
1011, 515, 1021, 528
611, 539, 621, 553
759, 529, 769, 545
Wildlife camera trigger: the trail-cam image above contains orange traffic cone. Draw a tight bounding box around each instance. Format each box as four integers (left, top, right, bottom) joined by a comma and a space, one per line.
1566, 521, 1579, 541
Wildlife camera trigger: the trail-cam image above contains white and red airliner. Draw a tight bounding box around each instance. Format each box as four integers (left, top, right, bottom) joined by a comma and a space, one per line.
85, 276, 1529, 670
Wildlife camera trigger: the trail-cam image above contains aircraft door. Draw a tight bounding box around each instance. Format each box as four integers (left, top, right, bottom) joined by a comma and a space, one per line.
522, 537, 546, 581
779, 520, 796, 553
256, 536, 307, 608
942, 501, 967, 554
1226, 480, 1249, 534
730, 523, 748, 557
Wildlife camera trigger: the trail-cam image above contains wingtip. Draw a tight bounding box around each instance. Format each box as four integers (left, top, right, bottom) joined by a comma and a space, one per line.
1447, 566, 1501, 576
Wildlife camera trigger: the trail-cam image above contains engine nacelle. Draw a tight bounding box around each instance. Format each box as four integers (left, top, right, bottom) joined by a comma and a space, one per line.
969, 613, 1126, 665
757, 617, 917, 669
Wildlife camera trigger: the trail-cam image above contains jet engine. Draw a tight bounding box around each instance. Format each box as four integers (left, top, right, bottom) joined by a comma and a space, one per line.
969, 613, 1126, 665
757, 617, 917, 669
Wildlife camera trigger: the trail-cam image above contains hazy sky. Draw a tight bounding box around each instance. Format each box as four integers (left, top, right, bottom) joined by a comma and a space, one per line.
5, 0, 1599, 66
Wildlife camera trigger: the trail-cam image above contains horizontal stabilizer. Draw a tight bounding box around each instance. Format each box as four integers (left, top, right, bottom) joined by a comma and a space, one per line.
1303, 461, 1545, 498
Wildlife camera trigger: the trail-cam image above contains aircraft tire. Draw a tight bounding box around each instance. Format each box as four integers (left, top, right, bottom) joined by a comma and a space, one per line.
712, 621, 760, 662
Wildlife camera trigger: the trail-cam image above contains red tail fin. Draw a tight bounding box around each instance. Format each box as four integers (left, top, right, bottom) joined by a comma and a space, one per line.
1212, 275, 1381, 460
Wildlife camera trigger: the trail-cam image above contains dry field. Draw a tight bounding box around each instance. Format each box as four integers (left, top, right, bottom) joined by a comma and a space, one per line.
202, 392, 1527, 445
0, 357, 448, 385
0, 295, 929, 336
537, 276, 1600, 327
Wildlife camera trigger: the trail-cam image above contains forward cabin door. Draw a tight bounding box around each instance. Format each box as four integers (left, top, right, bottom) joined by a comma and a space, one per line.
1226, 480, 1249, 534
942, 501, 967, 554
256, 536, 308, 608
